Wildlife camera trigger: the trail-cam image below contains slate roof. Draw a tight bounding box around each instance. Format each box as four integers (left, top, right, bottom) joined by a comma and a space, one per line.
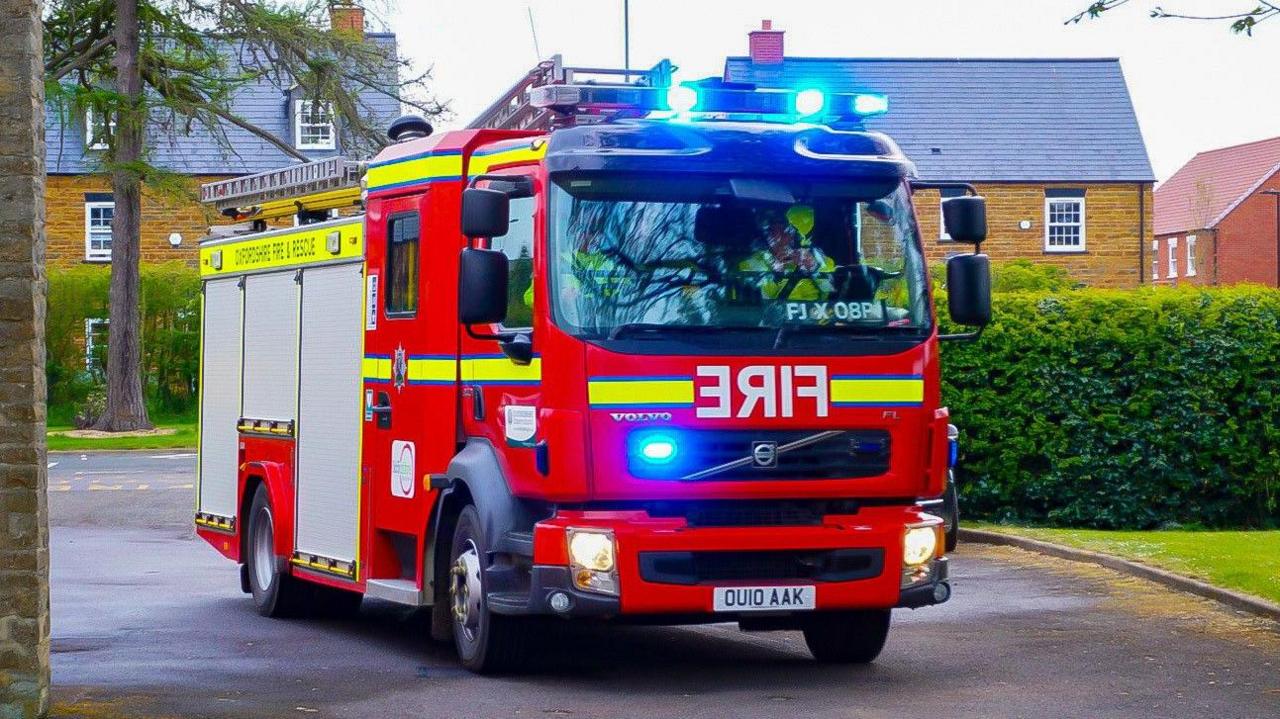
1153, 136, 1280, 235
46, 33, 402, 176
723, 57, 1154, 184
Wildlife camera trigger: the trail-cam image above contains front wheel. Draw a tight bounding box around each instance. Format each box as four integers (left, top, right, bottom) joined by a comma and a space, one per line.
802, 609, 891, 664
448, 506, 535, 673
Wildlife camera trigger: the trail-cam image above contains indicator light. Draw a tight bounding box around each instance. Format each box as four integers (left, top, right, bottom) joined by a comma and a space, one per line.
794, 88, 826, 116
853, 93, 890, 116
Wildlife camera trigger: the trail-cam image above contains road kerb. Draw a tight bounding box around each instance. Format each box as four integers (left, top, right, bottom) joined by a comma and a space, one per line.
959, 527, 1280, 624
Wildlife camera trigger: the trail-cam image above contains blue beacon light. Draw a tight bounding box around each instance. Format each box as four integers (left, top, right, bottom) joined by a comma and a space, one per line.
794, 88, 826, 117
853, 93, 890, 116
665, 84, 699, 114
637, 435, 679, 464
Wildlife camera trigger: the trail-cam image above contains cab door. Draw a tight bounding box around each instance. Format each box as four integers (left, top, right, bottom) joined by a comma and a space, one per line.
459, 169, 544, 491
361, 190, 459, 581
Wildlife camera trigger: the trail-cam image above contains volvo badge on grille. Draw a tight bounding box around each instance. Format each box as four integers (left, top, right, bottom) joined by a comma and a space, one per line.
751, 441, 779, 468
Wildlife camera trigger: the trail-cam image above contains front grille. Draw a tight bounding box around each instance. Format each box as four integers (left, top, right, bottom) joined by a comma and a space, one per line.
639, 499, 860, 527
628, 429, 890, 481
639, 548, 885, 585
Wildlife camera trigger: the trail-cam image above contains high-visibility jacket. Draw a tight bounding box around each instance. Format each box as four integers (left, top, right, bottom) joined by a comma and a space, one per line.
737, 247, 836, 300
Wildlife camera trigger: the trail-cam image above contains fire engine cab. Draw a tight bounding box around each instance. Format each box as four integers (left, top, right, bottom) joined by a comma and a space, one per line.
194, 57, 992, 673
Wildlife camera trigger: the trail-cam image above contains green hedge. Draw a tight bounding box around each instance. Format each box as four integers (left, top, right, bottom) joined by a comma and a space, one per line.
942, 285, 1280, 529
46, 262, 200, 424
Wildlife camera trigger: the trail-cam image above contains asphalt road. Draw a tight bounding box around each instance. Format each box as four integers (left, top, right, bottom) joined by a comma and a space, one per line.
48, 452, 1280, 718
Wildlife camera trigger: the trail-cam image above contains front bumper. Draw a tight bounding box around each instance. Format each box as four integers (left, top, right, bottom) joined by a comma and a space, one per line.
496, 504, 949, 619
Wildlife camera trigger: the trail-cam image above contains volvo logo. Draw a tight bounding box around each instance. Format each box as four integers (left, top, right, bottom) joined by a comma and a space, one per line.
751, 441, 779, 468
609, 411, 673, 423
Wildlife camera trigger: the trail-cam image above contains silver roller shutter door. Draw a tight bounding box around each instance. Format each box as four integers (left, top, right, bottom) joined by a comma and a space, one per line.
294, 263, 363, 563
197, 278, 243, 518
242, 272, 300, 422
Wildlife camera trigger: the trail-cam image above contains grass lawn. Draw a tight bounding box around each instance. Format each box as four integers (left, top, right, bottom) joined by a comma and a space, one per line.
973, 524, 1280, 605
47, 423, 197, 452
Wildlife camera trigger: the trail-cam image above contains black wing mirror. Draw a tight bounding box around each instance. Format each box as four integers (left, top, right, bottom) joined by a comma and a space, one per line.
942, 195, 987, 246
943, 253, 992, 335
458, 247, 509, 326
461, 188, 510, 239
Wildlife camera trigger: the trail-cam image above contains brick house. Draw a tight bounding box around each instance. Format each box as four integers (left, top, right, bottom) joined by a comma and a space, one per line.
725, 23, 1155, 287
44, 2, 399, 268
1152, 136, 1280, 287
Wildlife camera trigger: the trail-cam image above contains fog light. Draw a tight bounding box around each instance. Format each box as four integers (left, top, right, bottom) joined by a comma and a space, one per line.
903, 526, 939, 566
549, 591, 571, 613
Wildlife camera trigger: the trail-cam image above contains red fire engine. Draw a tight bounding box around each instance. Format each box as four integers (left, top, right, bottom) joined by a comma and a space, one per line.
194, 57, 991, 673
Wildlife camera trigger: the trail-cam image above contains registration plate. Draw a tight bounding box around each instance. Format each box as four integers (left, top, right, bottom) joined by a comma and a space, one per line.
713, 585, 816, 612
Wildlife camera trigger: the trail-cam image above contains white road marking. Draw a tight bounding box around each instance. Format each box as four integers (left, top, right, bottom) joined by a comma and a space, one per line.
149, 453, 196, 459
47, 461, 58, 469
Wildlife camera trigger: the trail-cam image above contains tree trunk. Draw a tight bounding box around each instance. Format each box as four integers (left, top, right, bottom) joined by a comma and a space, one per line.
93, 0, 151, 431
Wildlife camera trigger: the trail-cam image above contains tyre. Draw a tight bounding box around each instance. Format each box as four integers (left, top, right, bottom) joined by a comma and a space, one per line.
448, 505, 534, 673
245, 484, 309, 618
802, 609, 892, 664
943, 472, 960, 553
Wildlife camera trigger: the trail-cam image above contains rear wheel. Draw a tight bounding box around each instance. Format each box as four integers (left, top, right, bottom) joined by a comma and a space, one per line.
802, 609, 891, 664
245, 484, 309, 617
449, 505, 534, 673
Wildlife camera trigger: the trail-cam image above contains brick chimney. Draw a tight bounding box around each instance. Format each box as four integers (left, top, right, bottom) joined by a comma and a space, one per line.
749, 20, 784, 65
329, 1, 365, 38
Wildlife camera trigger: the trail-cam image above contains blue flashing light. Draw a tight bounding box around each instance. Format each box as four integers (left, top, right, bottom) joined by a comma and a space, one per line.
666, 85, 699, 114
948, 438, 959, 468
853, 93, 890, 116
637, 435, 679, 464
794, 88, 826, 117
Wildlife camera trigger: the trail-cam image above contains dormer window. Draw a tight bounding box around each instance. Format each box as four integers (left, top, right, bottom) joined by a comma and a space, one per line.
85, 107, 114, 151
294, 99, 336, 151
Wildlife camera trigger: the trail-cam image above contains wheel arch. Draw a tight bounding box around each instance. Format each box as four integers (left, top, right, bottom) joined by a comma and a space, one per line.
239, 460, 295, 563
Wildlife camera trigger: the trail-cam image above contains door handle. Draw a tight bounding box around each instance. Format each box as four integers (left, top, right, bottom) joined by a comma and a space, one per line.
372, 391, 392, 430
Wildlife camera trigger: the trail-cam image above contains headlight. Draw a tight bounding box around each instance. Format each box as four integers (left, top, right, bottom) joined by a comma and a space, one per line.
566, 528, 618, 596
568, 529, 615, 572
903, 526, 939, 566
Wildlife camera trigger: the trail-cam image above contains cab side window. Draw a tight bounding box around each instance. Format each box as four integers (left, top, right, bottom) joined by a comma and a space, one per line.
386, 212, 419, 316
488, 195, 535, 329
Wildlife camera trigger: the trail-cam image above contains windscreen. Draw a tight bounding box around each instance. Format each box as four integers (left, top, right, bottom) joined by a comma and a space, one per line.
548, 174, 930, 349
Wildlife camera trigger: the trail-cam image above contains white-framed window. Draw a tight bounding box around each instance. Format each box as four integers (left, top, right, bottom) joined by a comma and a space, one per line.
1151, 239, 1160, 281
294, 99, 335, 150
939, 188, 964, 241
84, 200, 114, 262
84, 107, 114, 151
85, 317, 108, 372
1186, 234, 1197, 277
1167, 236, 1179, 279
1044, 192, 1086, 252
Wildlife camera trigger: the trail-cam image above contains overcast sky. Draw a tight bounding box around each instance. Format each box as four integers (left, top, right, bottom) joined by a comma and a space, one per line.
387, 0, 1280, 183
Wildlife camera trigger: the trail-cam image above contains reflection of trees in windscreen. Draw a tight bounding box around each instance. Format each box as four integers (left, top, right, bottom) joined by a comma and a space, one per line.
858, 199, 922, 316
567, 201, 713, 332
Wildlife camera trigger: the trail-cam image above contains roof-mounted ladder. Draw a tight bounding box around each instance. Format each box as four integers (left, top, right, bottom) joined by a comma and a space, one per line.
468, 54, 675, 131
200, 156, 364, 221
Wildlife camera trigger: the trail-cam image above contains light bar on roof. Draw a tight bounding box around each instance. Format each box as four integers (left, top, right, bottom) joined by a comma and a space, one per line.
529, 81, 888, 122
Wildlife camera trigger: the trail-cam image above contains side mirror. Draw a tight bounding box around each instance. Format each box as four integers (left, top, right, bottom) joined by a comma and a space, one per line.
942, 195, 987, 245
458, 247, 509, 326
461, 188, 510, 239
946, 253, 991, 327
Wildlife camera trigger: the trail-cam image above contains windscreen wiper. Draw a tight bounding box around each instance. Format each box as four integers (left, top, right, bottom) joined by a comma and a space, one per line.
607, 323, 774, 340
773, 323, 926, 349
